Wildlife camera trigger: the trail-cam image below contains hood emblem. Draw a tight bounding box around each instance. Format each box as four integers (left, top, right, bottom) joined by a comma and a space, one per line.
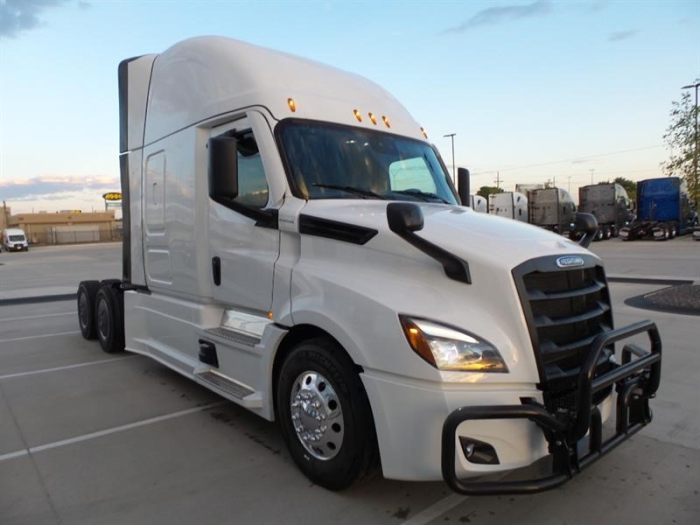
556, 256, 585, 268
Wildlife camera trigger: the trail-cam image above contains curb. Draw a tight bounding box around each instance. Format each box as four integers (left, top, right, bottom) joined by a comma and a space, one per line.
0, 294, 76, 307
607, 276, 695, 286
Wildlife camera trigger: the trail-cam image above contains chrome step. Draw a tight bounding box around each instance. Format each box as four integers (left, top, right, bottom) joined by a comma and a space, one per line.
195, 370, 255, 399
204, 327, 260, 347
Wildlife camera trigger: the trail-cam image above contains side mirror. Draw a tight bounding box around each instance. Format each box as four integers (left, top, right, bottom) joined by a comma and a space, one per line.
575, 212, 598, 248
208, 135, 238, 202
457, 167, 470, 207
387, 202, 424, 234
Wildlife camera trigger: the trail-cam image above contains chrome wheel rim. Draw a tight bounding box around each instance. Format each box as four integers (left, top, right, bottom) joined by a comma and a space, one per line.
290, 371, 344, 460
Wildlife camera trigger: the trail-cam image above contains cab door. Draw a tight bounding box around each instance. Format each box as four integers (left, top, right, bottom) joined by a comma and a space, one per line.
208, 115, 279, 314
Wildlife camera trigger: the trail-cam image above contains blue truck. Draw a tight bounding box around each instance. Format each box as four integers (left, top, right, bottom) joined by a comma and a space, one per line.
618, 177, 698, 241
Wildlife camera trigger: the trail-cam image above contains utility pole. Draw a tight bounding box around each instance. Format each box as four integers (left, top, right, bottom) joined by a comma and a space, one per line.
443, 133, 456, 181
682, 82, 700, 206
494, 171, 502, 189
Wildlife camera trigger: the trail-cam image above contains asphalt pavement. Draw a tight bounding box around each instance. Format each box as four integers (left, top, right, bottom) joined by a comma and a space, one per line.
0, 240, 698, 524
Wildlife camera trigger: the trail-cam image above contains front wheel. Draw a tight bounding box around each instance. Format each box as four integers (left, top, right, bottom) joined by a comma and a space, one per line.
276, 338, 378, 490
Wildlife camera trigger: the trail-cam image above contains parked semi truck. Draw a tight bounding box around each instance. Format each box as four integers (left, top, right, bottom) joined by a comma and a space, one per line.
470, 195, 487, 213
618, 177, 698, 241
578, 183, 634, 241
77, 37, 662, 495
527, 187, 577, 235
488, 191, 528, 222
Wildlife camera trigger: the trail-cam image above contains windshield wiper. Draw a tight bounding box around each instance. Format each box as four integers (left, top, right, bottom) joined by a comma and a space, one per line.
312, 183, 387, 200
390, 189, 450, 204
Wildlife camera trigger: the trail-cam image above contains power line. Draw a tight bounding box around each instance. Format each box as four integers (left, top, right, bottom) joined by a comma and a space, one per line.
471, 144, 664, 175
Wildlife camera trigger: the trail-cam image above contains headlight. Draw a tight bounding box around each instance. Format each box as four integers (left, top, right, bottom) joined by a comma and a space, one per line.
400, 316, 508, 372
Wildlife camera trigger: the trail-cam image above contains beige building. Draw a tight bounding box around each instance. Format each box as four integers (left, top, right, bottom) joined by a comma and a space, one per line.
6, 210, 121, 245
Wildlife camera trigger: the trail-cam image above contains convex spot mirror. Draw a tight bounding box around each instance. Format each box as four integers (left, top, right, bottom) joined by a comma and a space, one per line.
387, 202, 425, 233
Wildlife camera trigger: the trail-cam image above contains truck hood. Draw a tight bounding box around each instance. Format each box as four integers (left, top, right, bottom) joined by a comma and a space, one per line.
299, 200, 593, 272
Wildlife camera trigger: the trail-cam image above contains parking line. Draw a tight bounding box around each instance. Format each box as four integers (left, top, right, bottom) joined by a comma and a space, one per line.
0, 312, 75, 323
0, 330, 80, 343
0, 355, 139, 380
402, 472, 508, 524
0, 401, 227, 463
402, 494, 467, 525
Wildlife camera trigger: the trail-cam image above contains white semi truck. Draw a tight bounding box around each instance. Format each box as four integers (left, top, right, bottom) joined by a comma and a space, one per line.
77, 37, 662, 495
488, 191, 528, 222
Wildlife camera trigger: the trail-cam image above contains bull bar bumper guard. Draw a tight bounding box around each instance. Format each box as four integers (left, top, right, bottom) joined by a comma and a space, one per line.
441, 320, 662, 495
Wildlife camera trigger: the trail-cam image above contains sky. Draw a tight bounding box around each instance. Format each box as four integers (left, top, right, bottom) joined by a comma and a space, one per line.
0, 0, 699, 214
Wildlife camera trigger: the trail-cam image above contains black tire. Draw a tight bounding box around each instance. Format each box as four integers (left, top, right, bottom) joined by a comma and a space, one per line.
95, 285, 125, 354
276, 338, 378, 490
603, 226, 611, 240
77, 280, 101, 340
669, 224, 677, 239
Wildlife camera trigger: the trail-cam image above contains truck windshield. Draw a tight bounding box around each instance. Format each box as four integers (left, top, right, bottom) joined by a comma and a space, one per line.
278, 121, 458, 204
9, 235, 25, 241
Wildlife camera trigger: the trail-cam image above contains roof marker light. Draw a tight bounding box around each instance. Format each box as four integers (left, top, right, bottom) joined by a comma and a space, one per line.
353, 109, 363, 122
368, 112, 377, 125
288, 98, 296, 112
421, 127, 428, 139
382, 115, 391, 128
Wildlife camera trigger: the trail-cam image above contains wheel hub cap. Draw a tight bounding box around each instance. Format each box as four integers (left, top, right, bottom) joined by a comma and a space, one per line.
290, 371, 344, 460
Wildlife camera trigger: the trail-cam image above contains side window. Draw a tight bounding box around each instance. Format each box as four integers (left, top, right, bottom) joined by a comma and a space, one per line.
235, 131, 269, 209
388, 157, 437, 193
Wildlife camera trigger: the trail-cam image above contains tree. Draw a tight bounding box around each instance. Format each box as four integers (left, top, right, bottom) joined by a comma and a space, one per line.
613, 177, 637, 201
662, 80, 699, 206
477, 186, 504, 198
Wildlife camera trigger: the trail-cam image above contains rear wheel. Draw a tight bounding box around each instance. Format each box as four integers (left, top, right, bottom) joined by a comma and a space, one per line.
77, 280, 100, 340
276, 338, 378, 490
95, 285, 125, 354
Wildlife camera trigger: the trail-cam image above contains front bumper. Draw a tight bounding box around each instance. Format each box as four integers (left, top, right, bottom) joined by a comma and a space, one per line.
442, 320, 661, 495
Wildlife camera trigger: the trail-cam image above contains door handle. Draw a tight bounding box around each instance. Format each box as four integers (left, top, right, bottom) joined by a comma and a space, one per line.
212, 257, 221, 286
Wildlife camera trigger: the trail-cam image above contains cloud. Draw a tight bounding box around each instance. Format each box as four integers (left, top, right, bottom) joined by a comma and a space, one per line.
0, 175, 119, 200
441, 1, 553, 34
0, 0, 70, 39
608, 30, 639, 42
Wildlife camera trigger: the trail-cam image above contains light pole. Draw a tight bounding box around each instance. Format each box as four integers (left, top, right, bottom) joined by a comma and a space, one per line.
589, 168, 595, 185
682, 82, 699, 206
444, 133, 456, 181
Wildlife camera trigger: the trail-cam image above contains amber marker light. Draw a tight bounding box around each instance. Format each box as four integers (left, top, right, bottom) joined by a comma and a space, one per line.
400, 317, 437, 367
353, 109, 363, 122
382, 115, 391, 128
267, 311, 274, 320
421, 127, 428, 139
287, 98, 296, 112
368, 112, 377, 125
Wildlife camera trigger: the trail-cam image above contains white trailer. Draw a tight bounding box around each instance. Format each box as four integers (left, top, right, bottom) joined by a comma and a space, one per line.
77, 37, 662, 495
488, 191, 528, 222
